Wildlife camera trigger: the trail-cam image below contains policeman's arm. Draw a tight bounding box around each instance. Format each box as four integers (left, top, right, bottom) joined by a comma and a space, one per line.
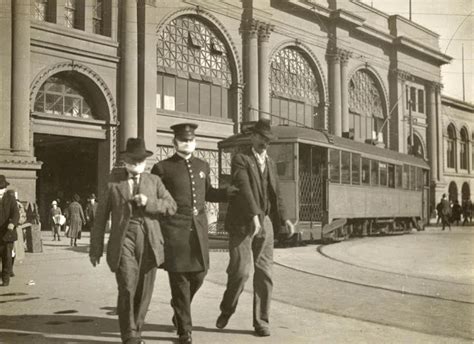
204, 162, 228, 203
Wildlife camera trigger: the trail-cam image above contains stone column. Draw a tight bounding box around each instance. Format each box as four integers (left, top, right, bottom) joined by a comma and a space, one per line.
258, 23, 273, 120
427, 82, 438, 182
435, 83, 444, 180
0, 2, 12, 151
327, 48, 341, 136
242, 19, 259, 122
340, 49, 351, 136
120, 0, 138, 149
11, 0, 31, 153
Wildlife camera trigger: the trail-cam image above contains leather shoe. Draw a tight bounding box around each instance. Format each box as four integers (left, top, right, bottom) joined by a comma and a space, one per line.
178, 332, 192, 344
216, 313, 230, 329
255, 327, 270, 337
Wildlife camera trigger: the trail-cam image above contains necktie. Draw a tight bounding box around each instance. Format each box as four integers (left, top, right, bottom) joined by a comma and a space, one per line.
132, 175, 139, 196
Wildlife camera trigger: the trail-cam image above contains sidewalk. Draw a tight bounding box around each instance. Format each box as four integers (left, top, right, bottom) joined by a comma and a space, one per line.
0, 230, 472, 343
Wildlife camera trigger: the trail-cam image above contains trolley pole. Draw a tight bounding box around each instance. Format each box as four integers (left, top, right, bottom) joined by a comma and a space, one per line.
408, 99, 414, 155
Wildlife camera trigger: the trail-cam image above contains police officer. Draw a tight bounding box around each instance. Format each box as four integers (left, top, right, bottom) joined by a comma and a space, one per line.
151, 123, 237, 344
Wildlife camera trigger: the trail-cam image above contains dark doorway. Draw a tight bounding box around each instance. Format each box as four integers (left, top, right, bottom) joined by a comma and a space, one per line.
34, 134, 98, 228
462, 182, 470, 201
448, 181, 458, 203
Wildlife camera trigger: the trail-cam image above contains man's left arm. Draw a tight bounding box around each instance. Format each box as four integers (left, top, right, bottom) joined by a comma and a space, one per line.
7, 195, 20, 230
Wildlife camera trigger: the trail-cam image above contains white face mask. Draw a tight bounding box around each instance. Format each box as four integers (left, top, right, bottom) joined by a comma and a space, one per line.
0, 188, 5, 197
176, 139, 196, 155
90, 199, 95, 204
125, 161, 146, 175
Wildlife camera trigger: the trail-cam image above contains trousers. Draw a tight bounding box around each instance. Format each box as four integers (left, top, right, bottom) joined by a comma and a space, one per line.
0, 242, 13, 284
115, 222, 157, 342
219, 215, 274, 330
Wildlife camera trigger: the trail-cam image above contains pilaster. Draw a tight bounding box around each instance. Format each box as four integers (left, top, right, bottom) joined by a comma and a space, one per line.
435, 83, 444, 180
426, 82, 438, 182
241, 18, 259, 122
258, 22, 273, 120
340, 49, 352, 136
327, 47, 341, 136
0, 2, 12, 151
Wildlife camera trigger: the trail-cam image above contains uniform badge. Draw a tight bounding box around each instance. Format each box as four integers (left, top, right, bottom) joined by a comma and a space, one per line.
199, 171, 205, 179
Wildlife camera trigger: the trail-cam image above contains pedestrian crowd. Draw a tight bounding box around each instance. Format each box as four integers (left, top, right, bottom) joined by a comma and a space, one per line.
435, 194, 473, 230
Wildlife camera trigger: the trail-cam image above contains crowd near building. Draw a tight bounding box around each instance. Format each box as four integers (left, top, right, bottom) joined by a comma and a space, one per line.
0, 0, 472, 224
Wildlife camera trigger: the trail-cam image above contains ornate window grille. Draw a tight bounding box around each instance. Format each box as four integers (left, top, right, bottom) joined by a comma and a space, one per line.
34, 0, 48, 21
270, 48, 320, 127
157, 16, 232, 87
92, 0, 104, 34
64, 0, 76, 28
460, 127, 468, 170
447, 124, 456, 169
34, 76, 94, 119
349, 70, 384, 118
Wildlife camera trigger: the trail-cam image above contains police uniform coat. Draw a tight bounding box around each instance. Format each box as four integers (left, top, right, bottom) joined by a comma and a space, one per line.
90, 168, 177, 272
151, 154, 227, 272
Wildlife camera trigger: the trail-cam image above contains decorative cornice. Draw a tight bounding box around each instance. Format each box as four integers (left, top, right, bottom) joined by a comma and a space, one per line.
394, 36, 452, 65
29, 62, 118, 124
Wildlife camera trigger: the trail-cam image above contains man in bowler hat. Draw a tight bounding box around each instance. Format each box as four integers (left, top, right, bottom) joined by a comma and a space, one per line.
90, 138, 177, 344
0, 175, 19, 287
216, 119, 294, 337
151, 123, 238, 344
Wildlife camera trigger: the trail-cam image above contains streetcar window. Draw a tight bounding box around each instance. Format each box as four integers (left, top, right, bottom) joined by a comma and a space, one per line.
268, 144, 294, 180
379, 162, 388, 187
329, 149, 340, 183
388, 164, 395, 188
341, 151, 351, 184
395, 165, 402, 188
417, 168, 424, 190
352, 154, 361, 185
403, 165, 409, 189
409, 166, 416, 190
423, 169, 429, 186
371, 160, 379, 186
362, 158, 370, 185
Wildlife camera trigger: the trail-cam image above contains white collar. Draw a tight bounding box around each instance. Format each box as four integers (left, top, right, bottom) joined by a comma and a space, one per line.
252, 147, 267, 160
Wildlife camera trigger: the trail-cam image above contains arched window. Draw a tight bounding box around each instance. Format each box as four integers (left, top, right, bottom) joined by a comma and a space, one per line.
460, 127, 469, 170
408, 134, 424, 159
447, 124, 456, 169
34, 75, 95, 119
156, 16, 233, 119
270, 48, 321, 128
449, 181, 458, 202
349, 69, 385, 143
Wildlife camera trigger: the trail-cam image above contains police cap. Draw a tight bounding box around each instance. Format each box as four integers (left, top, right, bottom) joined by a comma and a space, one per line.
171, 122, 198, 140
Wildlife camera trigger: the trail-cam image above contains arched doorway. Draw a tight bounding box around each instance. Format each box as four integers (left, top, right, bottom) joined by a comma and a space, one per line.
448, 181, 458, 202
462, 182, 470, 201
32, 70, 113, 227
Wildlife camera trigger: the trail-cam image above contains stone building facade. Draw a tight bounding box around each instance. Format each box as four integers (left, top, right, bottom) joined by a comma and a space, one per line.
0, 0, 455, 223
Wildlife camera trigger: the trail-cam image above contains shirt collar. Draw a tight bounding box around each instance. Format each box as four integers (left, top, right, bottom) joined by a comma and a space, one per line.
128, 172, 140, 180
252, 147, 267, 161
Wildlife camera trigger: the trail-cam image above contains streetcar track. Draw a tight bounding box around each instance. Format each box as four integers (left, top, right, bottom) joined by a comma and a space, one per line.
273, 260, 474, 305
317, 245, 474, 287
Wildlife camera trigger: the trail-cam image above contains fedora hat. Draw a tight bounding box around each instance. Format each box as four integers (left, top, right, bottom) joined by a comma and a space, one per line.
251, 118, 276, 140
120, 138, 153, 161
0, 175, 10, 189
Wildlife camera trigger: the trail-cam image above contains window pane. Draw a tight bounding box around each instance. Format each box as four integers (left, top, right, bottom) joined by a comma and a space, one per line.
341, 151, 351, 184
388, 164, 395, 188
222, 88, 228, 119
351, 154, 360, 185
304, 104, 312, 128
354, 114, 360, 139
396, 165, 402, 188
329, 149, 340, 183
417, 167, 424, 190
379, 162, 387, 187
366, 117, 373, 141
297, 103, 304, 127
163, 75, 175, 111
280, 99, 288, 125
211, 85, 221, 117
176, 78, 187, 112
267, 144, 294, 180
188, 80, 199, 114
271, 97, 280, 126
410, 87, 416, 110
362, 158, 370, 185
403, 165, 409, 189
371, 160, 379, 186
289, 101, 297, 126
156, 74, 162, 109
199, 83, 210, 116
45, 93, 63, 114
409, 166, 416, 190
418, 89, 424, 113
405, 85, 409, 110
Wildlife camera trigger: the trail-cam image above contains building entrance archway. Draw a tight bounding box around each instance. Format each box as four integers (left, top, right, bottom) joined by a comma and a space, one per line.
448, 181, 458, 202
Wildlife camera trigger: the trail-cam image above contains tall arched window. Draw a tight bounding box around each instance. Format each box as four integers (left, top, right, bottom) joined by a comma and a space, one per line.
156, 16, 233, 119
460, 127, 469, 170
270, 48, 321, 128
349, 69, 385, 143
447, 124, 456, 169
34, 75, 95, 119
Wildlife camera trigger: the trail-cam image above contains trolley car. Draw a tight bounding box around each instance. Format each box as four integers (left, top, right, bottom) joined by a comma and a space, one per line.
218, 125, 430, 242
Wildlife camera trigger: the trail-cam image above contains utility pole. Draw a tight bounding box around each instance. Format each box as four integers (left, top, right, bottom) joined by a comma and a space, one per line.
409, 0, 412, 20
408, 99, 414, 155
462, 44, 465, 102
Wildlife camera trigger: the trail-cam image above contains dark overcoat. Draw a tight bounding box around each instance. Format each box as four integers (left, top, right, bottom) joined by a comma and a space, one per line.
224, 148, 287, 236
151, 154, 227, 272
90, 168, 177, 272
0, 191, 20, 242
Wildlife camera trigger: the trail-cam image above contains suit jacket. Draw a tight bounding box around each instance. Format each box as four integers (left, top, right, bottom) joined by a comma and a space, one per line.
224, 148, 287, 236
151, 154, 227, 272
0, 190, 20, 243
441, 199, 451, 216
90, 168, 177, 273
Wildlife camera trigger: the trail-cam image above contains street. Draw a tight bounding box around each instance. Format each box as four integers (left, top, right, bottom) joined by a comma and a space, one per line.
0, 227, 473, 343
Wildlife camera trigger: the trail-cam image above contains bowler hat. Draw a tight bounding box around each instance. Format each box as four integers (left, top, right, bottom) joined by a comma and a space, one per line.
88, 193, 96, 200
120, 138, 153, 161
0, 175, 10, 189
251, 119, 276, 140
171, 123, 198, 140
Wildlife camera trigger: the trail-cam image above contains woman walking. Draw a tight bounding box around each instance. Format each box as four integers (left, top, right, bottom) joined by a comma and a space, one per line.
65, 194, 86, 246
50, 200, 63, 241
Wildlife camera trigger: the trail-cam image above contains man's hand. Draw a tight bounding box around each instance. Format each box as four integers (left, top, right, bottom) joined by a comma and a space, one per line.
226, 185, 239, 198
252, 215, 262, 237
90, 256, 101, 267
133, 194, 148, 207
7, 223, 15, 231
285, 219, 295, 236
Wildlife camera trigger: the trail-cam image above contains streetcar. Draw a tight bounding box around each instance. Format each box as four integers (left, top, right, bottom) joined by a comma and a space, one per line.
217, 125, 430, 242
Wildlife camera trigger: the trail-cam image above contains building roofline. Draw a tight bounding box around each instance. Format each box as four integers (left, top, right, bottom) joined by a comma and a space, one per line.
442, 95, 474, 112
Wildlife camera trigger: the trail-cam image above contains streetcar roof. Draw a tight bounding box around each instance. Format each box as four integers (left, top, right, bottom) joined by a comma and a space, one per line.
219, 125, 429, 168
